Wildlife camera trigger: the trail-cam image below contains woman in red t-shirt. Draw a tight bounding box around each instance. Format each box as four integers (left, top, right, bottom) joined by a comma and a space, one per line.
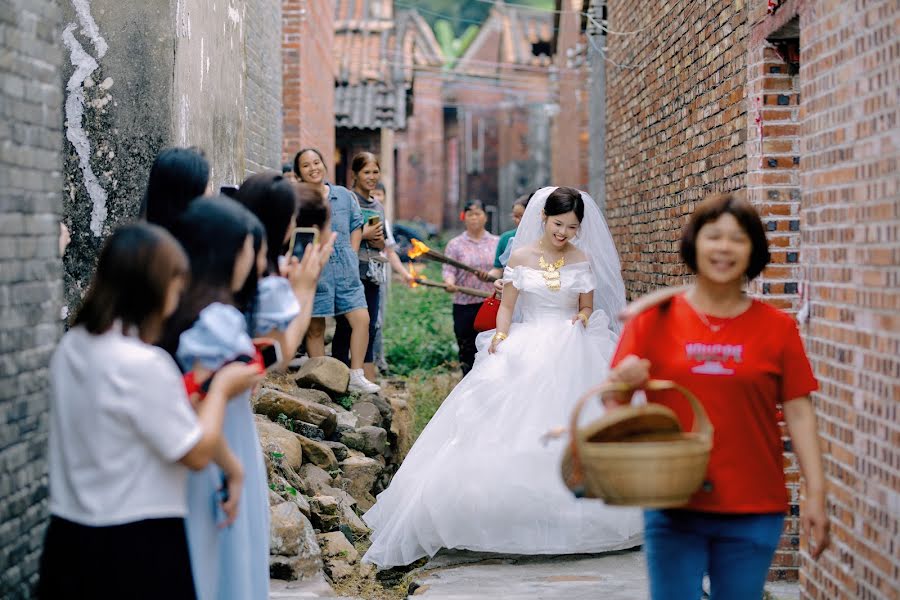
605, 193, 830, 600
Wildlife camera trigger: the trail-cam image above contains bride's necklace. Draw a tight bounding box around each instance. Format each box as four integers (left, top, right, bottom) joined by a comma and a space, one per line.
538, 240, 565, 291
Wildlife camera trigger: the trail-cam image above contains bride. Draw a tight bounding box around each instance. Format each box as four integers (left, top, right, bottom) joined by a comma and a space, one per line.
362, 187, 643, 567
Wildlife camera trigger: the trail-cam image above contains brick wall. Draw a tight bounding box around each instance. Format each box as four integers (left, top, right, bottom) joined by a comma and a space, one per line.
396, 75, 445, 227
789, 0, 899, 597
282, 0, 335, 172
551, 0, 590, 190
0, 0, 64, 596
605, 0, 749, 297
245, 0, 283, 174
607, 0, 900, 593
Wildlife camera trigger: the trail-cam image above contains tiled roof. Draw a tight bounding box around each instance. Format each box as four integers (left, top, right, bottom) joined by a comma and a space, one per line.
457, 2, 555, 70
333, 1, 443, 130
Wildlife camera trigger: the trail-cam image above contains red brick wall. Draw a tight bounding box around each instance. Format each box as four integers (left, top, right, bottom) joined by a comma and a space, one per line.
551, 0, 590, 189
396, 74, 445, 227
791, 0, 899, 597
282, 0, 335, 172
605, 0, 749, 297
607, 0, 900, 594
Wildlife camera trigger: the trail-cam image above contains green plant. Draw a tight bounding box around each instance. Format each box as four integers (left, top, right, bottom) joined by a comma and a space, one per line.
384, 261, 458, 376
277, 412, 294, 432
336, 395, 355, 411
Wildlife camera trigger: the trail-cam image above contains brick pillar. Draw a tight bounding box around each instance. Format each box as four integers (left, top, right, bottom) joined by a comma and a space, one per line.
747, 11, 804, 584
282, 0, 335, 172
0, 0, 64, 595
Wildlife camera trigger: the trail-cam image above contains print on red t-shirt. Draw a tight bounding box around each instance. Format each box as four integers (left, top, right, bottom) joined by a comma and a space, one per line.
611, 295, 818, 514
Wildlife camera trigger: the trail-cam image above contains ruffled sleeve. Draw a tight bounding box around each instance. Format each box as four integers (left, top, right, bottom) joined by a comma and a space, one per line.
176, 303, 255, 371
503, 265, 527, 290
567, 262, 597, 294
254, 276, 301, 336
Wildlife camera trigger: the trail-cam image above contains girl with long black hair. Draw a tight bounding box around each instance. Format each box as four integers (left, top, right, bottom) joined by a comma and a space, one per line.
39, 224, 260, 598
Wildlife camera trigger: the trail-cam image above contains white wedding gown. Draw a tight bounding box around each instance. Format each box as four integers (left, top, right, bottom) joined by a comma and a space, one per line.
362, 262, 643, 568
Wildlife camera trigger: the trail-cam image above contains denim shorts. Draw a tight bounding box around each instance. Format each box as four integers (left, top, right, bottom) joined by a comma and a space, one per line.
312, 246, 367, 317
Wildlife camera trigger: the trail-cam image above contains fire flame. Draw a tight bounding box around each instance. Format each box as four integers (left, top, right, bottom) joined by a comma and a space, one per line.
408, 263, 426, 288
407, 238, 431, 260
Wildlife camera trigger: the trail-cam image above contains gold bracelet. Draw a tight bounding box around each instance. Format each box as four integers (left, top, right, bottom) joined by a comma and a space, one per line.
492, 332, 508, 342
576, 312, 589, 325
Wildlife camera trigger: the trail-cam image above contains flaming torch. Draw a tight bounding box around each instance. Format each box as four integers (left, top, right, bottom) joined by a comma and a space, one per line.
407, 239, 497, 281
407, 261, 492, 298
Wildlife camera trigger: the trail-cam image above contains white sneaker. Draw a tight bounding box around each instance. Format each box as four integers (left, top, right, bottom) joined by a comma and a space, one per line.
348, 369, 381, 394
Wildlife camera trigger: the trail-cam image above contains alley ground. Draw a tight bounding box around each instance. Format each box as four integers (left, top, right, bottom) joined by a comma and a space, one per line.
270, 549, 801, 599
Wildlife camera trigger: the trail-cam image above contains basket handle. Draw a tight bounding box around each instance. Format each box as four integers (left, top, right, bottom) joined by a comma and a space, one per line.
566, 379, 712, 496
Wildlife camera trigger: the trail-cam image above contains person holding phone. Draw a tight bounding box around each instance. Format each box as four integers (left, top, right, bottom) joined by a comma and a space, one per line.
293, 148, 380, 393
604, 193, 829, 600
235, 172, 335, 370
332, 152, 413, 381
39, 224, 261, 598
161, 197, 274, 600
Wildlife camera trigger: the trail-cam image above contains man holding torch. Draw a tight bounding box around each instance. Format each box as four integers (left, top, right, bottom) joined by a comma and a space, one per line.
442, 200, 498, 374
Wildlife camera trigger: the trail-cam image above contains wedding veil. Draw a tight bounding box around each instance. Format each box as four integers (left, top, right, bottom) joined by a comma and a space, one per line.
508, 186, 627, 335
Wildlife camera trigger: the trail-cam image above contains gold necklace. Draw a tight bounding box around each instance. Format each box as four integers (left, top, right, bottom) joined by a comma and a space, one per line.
538, 240, 565, 291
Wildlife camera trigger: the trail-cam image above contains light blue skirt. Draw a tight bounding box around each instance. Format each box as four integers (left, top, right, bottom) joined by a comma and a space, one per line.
185, 391, 269, 600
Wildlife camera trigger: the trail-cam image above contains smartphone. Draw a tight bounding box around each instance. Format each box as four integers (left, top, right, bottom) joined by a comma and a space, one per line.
287, 227, 319, 260
253, 338, 283, 370
220, 185, 239, 198
367, 215, 381, 227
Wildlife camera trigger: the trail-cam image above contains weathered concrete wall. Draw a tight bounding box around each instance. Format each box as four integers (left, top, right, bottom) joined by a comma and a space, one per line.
0, 0, 65, 596
61, 0, 283, 311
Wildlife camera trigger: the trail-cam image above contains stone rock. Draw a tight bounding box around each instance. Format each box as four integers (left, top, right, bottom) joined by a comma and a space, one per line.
294, 357, 350, 396
292, 387, 332, 405
317, 531, 359, 581
296, 435, 338, 470
336, 423, 356, 436
271, 474, 312, 518
339, 455, 383, 510
269, 511, 322, 581
340, 426, 388, 458
297, 464, 334, 496
350, 401, 382, 428
309, 495, 341, 532
323, 402, 359, 431
361, 393, 393, 427
337, 501, 370, 538
270, 501, 303, 555
253, 387, 337, 437
323, 441, 350, 462
294, 422, 325, 441
390, 397, 413, 463
256, 415, 303, 470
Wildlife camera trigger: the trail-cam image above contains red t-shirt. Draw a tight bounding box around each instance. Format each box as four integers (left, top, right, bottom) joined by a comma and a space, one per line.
611, 294, 818, 514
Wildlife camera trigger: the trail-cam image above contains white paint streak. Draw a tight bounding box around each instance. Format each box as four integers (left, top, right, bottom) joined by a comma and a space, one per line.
176, 0, 191, 38
179, 94, 189, 145
63, 24, 108, 236
71, 0, 108, 58
227, 4, 240, 24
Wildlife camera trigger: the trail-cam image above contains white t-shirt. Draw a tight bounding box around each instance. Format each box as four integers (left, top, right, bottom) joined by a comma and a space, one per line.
48, 324, 202, 526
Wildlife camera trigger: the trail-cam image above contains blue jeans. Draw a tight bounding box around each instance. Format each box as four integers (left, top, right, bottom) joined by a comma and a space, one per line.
644, 509, 784, 600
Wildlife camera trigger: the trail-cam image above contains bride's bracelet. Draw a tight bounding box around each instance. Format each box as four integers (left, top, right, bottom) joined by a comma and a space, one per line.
492, 332, 508, 343
576, 312, 589, 325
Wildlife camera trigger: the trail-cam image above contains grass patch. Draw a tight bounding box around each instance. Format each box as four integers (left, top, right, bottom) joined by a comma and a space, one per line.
405, 370, 461, 439
384, 260, 458, 376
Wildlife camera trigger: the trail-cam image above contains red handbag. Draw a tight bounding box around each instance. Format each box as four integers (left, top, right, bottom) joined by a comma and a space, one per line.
473, 293, 501, 332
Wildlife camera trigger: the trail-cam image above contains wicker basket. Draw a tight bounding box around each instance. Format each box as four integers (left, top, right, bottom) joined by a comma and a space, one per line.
561, 380, 713, 508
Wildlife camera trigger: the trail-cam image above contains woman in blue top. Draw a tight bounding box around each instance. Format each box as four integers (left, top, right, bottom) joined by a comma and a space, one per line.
293, 148, 381, 393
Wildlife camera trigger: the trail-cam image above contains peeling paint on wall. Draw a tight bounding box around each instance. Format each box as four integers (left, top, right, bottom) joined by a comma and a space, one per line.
62, 23, 108, 236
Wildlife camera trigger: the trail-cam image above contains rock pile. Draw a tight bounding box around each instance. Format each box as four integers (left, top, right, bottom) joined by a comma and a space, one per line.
257, 357, 411, 585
